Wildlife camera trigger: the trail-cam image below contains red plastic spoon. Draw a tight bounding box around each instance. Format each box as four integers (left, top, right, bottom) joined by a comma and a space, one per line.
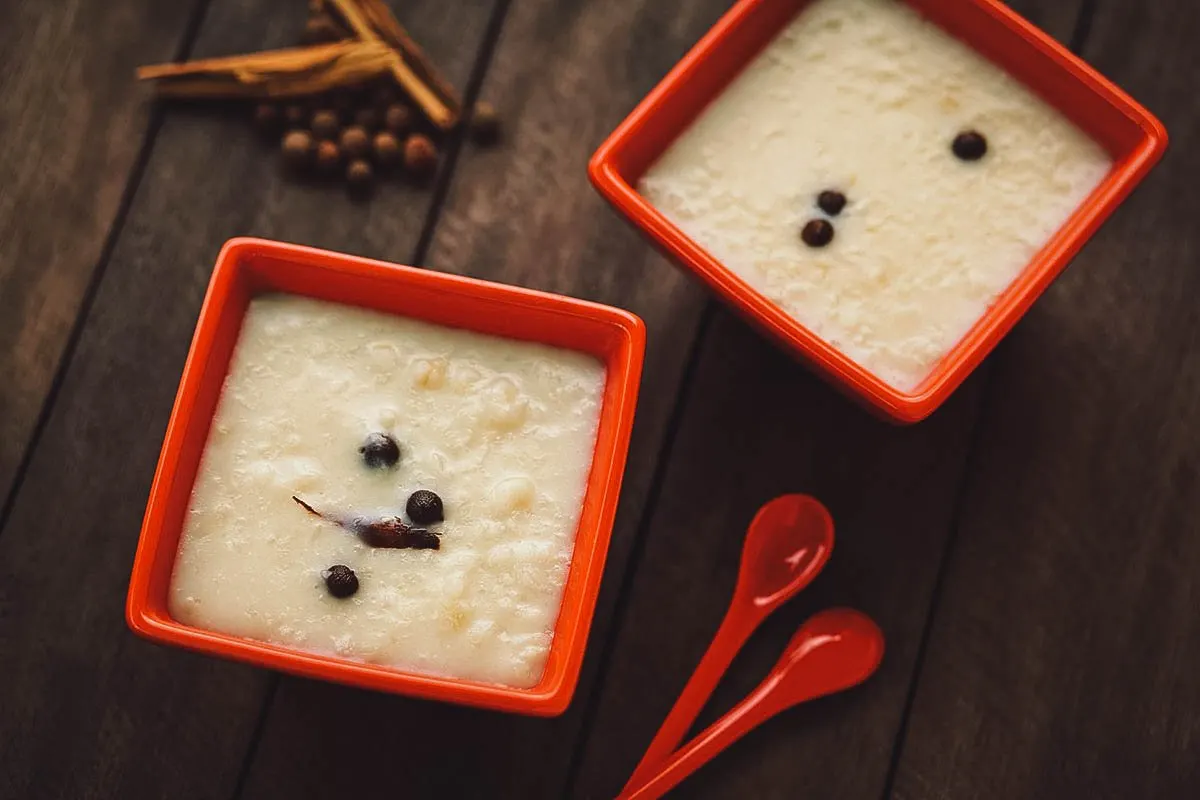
622, 494, 835, 793
620, 609, 885, 800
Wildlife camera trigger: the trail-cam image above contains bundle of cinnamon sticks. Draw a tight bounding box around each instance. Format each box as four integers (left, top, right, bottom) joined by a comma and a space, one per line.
137, 0, 499, 194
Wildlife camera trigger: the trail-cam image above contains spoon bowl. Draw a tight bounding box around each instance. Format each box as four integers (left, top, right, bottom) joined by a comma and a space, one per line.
769, 607, 885, 705
621, 609, 884, 800
737, 494, 834, 609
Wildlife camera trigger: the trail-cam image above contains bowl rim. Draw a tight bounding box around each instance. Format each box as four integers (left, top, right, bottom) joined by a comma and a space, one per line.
589, 0, 1167, 423
126, 237, 646, 716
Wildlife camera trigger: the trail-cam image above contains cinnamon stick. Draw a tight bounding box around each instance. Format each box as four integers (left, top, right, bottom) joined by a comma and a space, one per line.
354, 0, 462, 113
325, 0, 457, 130
137, 41, 397, 99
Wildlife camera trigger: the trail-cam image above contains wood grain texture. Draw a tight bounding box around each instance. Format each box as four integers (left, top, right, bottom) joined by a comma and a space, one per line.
568, 310, 986, 800
0, 2, 494, 798
891, 2, 1200, 798
240, 0, 730, 797
567, 1, 1088, 797
0, 0, 200, 508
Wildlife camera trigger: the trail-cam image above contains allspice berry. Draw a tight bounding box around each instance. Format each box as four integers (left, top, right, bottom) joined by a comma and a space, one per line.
253, 103, 281, 137
403, 134, 438, 180
283, 103, 307, 127
354, 106, 381, 131
340, 125, 371, 159
801, 218, 835, 248
346, 159, 374, 194
281, 130, 314, 169
373, 132, 402, 169
323, 565, 359, 598
817, 189, 847, 216
952, 130, 988, 161
384, 103, 413, 136
359, 432, 399, 467
311, 109, 341, 141
469, 101, 502, 145
406, 490, 444, 525
315, 139, 341, 175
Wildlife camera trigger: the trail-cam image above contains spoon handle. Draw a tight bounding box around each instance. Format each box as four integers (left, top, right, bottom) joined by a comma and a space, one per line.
622, 611, 758, 792
619, 675, 782, 800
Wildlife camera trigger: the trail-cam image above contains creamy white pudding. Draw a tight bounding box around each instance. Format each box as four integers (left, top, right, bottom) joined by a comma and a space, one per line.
640, 0, 1112, 391
170, 293, 606, 688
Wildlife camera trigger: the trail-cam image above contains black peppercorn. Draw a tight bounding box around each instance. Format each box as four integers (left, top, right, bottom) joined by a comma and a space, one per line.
359, 432, 399, 468
406, 490, 444, 525
801, 218, 835, 248
952, 130, 988, 161
323, 564, 359, 598
817, 190, 847, 216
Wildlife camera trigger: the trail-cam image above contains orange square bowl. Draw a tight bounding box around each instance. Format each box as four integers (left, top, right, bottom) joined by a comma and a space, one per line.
589, 0, 1166, 423
126, 238, 645, 716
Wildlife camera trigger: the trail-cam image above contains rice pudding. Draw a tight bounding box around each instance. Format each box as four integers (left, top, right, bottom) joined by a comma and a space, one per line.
640, 0, 1112, 391
170, 293, 606, 688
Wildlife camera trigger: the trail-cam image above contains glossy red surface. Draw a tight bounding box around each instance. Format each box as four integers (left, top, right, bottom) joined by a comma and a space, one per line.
126, 238, 646, 716
589, 0, 1167, 422
623, 495, 835, 792
621, 609, 885, 799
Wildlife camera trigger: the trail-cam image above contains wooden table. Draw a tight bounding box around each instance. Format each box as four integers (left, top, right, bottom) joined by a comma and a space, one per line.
2, 1, 1197, 797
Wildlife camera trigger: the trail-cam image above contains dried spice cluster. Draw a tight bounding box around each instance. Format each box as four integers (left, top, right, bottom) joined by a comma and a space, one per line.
265, 80, 443, 194
293, 432, 450, 598
137, 0, 500, 197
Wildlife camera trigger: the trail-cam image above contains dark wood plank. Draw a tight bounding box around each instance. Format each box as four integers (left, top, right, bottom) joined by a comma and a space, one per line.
573, 309, 988, 800
891, 2, 1200, 798
0, 0, 201, 506
238, 0, 735, 797
568, 1, 1089, 797
0, 2, 495, 798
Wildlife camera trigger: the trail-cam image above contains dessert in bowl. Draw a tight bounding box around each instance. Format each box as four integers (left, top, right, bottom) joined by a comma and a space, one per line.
127, 239, 644, 715
591, 0, 1166, 422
